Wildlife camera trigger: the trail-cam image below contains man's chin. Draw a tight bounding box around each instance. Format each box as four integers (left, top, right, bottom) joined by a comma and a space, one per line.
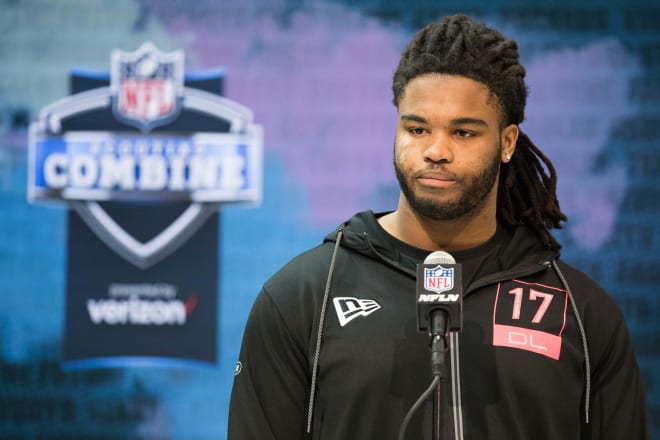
409, 200, 471, 222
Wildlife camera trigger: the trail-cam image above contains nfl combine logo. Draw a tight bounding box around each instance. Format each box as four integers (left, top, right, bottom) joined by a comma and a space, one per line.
28, 42, 263, 269
111, 42, 184, 132
424, 266, 454, 293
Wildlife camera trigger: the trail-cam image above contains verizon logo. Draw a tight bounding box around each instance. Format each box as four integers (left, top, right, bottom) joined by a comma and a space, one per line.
332, 297, 381, 327
86, 294, 198, 326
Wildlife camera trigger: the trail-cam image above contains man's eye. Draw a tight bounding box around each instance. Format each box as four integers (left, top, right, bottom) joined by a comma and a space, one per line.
455, 130, 474, 138
409, 127, 426, 135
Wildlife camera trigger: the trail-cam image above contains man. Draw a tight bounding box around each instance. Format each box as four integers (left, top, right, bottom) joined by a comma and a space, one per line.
228, 14, 648, 440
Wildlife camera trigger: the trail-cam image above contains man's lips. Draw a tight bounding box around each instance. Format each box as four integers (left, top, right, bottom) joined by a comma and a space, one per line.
416, 171, 458, 188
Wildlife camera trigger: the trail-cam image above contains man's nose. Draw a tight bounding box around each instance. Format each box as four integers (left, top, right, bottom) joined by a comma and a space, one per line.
423, 134, 453, 163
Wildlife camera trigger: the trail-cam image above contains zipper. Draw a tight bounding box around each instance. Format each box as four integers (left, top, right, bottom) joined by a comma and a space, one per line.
449, 332, 464, 440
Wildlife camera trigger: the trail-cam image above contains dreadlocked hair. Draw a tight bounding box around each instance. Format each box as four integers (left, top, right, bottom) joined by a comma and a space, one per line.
392, 14, 567, 250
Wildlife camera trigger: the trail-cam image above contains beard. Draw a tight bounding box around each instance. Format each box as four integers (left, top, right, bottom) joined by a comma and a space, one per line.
394, 143, 502, 222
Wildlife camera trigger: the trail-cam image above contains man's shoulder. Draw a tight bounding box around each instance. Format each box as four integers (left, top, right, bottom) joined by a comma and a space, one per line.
553, 258, 627, 324
263, 241, 336, 295
553, 258, 605, 292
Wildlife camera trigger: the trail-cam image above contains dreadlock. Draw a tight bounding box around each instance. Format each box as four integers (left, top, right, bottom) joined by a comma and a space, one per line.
392, 14, 567, 250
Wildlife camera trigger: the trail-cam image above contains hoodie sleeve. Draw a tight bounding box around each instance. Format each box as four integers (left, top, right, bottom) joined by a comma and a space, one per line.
583, 315, 649, 440
227, 286, 310, 440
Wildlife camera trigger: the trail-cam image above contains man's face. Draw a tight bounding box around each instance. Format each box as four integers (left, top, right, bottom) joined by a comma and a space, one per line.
394, 74, 515, 222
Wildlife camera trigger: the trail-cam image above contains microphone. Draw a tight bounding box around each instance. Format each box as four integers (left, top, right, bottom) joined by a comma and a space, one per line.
416, 250, 463, 334
416, 251, 463, 378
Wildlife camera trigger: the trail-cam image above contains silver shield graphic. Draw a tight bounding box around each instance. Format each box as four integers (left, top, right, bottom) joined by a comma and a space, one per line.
70, 200, 219, 269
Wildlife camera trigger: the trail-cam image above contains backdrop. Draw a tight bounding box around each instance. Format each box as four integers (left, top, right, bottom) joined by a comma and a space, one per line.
1, 0, 658, 438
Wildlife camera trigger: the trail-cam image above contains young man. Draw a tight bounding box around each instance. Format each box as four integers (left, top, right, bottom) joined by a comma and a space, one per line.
228, 14, 648, 440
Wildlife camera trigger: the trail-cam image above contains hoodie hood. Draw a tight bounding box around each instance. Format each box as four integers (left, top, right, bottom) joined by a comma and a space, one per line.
322, 210, 559, 286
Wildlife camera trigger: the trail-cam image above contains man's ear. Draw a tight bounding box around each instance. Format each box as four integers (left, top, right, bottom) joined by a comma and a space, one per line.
501, 124, 519, 163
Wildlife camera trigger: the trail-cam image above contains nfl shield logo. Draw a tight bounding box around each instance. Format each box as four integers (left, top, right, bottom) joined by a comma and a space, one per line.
110, 42, 184, 132
424, 265, 454, 293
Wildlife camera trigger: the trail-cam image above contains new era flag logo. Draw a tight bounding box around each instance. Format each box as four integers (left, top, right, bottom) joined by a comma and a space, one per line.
333, 297, 381, 327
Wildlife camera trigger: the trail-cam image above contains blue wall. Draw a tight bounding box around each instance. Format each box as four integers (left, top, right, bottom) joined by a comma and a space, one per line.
1, 0, 658, 438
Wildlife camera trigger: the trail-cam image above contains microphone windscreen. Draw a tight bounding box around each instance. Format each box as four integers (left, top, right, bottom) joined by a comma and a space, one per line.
424, 250, 456, 265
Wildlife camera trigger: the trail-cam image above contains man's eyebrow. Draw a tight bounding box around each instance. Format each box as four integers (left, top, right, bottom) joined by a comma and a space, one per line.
400, 114, 428, 124
400, 114, 489, 127
451, 117, 489, 127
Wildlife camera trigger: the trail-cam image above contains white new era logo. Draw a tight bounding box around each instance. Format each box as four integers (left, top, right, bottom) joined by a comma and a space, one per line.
333, 297, 381, 327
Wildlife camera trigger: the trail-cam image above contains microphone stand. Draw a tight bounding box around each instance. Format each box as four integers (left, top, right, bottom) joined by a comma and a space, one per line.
398, 308, 452, 440
430, 309, 449, 440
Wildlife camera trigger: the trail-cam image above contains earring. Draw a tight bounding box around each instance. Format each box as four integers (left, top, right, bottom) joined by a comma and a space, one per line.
505, 153, 511, 162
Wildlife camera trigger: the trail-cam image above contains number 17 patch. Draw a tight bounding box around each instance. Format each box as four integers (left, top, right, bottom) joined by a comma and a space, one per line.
492, 279, 568, 360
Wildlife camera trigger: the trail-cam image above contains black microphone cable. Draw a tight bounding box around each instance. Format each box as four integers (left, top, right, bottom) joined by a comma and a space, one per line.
398, 314, 449, 440
398, 376, 440, 440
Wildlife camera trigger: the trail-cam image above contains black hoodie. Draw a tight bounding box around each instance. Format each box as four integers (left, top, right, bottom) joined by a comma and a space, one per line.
228, 211, 648, 439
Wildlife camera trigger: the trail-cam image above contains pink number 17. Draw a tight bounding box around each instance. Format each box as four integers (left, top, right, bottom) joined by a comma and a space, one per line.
508, 288, 554, 323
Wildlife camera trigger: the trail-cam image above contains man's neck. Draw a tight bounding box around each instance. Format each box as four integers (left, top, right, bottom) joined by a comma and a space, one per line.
378, 197, 498, 252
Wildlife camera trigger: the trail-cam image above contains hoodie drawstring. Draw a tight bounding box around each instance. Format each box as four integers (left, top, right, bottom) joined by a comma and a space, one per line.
306, 229, 344, 434
552, 259, 591, 424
